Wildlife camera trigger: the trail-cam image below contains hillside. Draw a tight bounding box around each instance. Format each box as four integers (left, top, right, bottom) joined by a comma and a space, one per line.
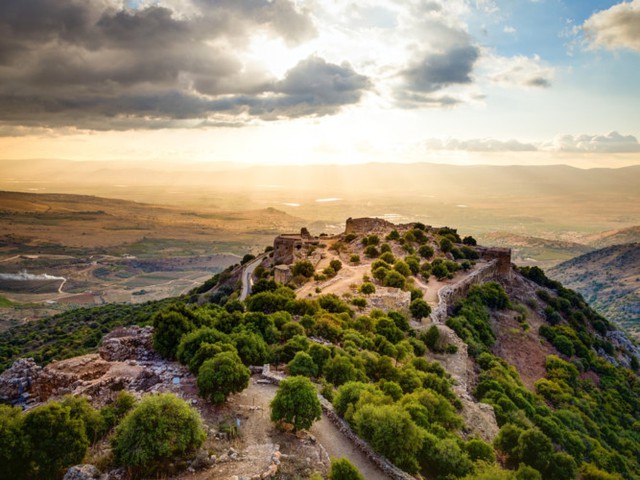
549, 243, 640, 339
0, 191, 305, 328
1, 218, 639, 480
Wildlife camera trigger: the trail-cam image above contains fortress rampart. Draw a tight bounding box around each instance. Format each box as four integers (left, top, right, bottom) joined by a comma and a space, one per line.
430, 248, 512, 324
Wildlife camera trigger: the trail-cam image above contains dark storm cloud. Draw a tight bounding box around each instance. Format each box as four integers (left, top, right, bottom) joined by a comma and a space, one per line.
0, 57, 369, 129
0, 0, 366, 131
402, 45, 480, 93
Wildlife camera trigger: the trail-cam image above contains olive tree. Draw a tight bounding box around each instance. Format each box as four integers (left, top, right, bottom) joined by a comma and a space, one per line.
271, 376, 322, 432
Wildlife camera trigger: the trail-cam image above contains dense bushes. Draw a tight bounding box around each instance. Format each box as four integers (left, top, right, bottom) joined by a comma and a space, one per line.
0, 392, 136, 480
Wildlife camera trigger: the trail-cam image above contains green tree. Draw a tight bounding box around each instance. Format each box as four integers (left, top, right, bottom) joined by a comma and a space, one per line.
329, 457, 365, 480
112, 393, 205, 475
271, 376, 322, 432
463, 236, 477, 246
325, 355, 360, 386
431, 262, 449, 280
288, 351, 319, 377
360, 282, 376, 295
0, 405, 26, 480
197, 351, 251, 403
517, 429, 552, 472
384, 270, 406, 289
23, 402, 89, 480
153, 310, 193, 359
394, 260, 412, 277
292, 261, 315, 278
176, 327, 228, 367
353, 403, 423, 473
232, 329, 270, 365
440, 237, 453, 253
419, 245, 435, 259
410, 298, 431, 319
60, 395, 104, 443
364, 245, 380, 258
545, 452, 577, 480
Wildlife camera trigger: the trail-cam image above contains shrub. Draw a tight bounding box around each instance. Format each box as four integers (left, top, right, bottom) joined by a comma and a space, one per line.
153, 310, 193, 359
353, 403, 423, 472
440, 238, 453, 253
410, 298, 431, 319
271, 376, 322, 432
384, 270, 406, 289
288, 351, 319, 377
0, 405, 26, 479
112, 393, 205, 476
23, 402, 89, 480
350, 254, 360, 264
386, 230, 400, 241
60, 395, 104, 443
292, 261, 315, 278
462, 236, 477, 246
394, 260, 412, 277
380, 251, 395, 264
197, 351, 251, 403
364, 245, 380, 258
329, 458, 365, 480
359, 282, 376, 295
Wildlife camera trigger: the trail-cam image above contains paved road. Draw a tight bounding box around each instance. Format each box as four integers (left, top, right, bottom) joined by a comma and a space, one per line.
239, 255, 265, 300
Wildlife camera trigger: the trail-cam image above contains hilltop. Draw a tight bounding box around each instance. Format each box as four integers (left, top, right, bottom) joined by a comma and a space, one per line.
1, 217, 639, 480
550, 243, 640, 339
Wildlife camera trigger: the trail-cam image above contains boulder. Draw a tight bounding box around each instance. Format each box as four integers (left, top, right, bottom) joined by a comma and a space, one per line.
63, 465, 102, 480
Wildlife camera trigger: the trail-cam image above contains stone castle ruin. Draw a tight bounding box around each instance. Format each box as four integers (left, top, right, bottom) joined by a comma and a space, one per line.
272, 227, 319, 265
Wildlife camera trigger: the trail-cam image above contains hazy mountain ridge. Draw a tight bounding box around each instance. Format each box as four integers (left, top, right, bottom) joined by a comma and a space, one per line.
549, 243, 640, 339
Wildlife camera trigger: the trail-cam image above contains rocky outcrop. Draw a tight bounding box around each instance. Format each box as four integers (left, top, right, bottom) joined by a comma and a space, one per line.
63, 465, 103, 480
98, 326, 154, 362
0, 326, 191, 408
0, 358, 42, 406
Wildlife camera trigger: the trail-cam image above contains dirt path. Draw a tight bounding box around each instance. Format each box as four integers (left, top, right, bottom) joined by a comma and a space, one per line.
310, 416, 391, 480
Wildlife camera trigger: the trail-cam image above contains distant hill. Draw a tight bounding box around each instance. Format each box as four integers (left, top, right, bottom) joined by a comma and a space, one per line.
549, 243, 640, 338
583, 226, 640, 249
477, 231, 593, 269
0, 190, 304, 252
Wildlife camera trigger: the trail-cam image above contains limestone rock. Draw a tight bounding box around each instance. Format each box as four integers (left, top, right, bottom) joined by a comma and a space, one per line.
0, 358, 41, 406
99, 326, 154, 362
63, 464, 102, 480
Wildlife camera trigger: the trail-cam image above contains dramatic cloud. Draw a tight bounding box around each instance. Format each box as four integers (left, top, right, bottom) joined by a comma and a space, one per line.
425, 138, 537, 152
403, 46, 480, 93
0, 0, 367, 129
583, 0, 640, 52
543, 132, 640, 153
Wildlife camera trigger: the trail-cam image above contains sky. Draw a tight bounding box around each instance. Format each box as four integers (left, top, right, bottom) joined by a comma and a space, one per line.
0, 0, 639, 167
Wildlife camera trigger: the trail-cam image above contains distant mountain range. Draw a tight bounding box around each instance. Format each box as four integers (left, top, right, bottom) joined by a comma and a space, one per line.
549, 243, 640, 339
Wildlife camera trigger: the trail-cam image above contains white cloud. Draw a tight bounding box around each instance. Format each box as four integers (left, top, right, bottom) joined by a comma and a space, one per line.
425, 137, 537, 152
583, 0, 640, 52
483, 53, 554, 89
543, 131, 640, 153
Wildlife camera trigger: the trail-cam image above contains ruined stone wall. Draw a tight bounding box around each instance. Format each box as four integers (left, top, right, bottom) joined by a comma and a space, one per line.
475, 247, 512, 277
273, 236, 301, 264
345, 217, 397, 235
430, 259, 509, 324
